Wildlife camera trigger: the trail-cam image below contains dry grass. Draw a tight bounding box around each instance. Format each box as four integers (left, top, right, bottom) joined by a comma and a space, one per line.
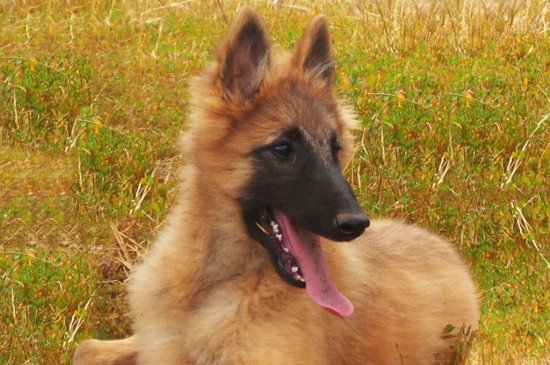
0, 1, 548, 364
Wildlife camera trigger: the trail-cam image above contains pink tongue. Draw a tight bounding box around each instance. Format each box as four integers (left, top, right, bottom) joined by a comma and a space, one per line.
274, 211, 354, 319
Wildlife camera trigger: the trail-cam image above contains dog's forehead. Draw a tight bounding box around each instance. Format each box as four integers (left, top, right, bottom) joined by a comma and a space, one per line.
256, 83, 338, 140
291, 98, 337, 155
293, 92, 337, 133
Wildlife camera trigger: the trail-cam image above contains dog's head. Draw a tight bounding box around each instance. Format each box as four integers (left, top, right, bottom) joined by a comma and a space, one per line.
186, 7, 369, 318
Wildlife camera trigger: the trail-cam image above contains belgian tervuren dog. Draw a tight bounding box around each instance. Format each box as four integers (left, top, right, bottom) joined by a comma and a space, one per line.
74, 7, 478, 365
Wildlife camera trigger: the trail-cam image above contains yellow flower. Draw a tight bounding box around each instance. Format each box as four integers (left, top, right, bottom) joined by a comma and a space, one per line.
463, 89, 474, 108
395, 89, 406, 108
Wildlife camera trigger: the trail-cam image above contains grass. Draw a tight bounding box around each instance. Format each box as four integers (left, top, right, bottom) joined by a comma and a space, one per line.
0, 0, 548, 363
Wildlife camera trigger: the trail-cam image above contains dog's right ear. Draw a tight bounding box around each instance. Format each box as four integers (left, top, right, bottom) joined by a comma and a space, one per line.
217, 7, 271, 100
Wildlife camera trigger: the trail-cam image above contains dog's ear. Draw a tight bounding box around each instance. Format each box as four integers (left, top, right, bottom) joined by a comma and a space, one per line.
217, 7, 271, 100
293, 15, 334, 87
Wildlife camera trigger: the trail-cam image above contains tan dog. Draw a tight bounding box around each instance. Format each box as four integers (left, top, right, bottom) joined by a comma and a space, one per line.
74, 7, 478, 365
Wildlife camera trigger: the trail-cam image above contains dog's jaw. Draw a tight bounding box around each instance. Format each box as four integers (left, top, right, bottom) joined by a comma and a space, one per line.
271, 209, 354, 319
242, 204, 354, 319
242, 204, 306, 289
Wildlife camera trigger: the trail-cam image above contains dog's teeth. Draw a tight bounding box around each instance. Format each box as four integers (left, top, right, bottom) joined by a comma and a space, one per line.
255, 222, 269, 235
276, 234, 282, 242
291, 265, 299, 273
273, 224, 279, 233
293, 273, 305, 282
283, 247, 289, 253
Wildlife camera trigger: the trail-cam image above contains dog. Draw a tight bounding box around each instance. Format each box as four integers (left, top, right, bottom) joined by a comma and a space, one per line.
74, 7, 479, 365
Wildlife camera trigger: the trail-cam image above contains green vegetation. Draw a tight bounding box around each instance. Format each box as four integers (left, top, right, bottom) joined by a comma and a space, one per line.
1, 1, 548, 364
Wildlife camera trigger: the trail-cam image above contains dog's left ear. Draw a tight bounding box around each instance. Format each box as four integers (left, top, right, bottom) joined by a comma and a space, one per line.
293, 15, 334, 88
217, 7, 271, 100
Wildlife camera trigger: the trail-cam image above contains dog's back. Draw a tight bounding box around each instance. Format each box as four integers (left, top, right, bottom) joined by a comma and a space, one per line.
324, 220, 478, 364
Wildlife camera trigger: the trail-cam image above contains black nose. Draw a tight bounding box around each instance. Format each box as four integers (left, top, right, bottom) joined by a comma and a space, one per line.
335, 213, 370, 238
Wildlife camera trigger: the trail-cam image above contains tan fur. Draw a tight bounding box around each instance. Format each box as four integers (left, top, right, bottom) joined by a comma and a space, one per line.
74, 337, 136, 365
74, 7, 478, 365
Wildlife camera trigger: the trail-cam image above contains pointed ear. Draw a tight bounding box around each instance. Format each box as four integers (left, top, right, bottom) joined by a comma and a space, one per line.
293, 15, 334, 87
217, 7, 271, 100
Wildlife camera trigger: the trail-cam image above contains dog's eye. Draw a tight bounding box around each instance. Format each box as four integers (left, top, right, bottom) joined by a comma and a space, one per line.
332, 136, 342, 154
273, 143, 293, 158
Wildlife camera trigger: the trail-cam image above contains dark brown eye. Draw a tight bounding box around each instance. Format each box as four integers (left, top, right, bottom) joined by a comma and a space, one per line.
332, 136, 342, 154
273, 142, 293, 158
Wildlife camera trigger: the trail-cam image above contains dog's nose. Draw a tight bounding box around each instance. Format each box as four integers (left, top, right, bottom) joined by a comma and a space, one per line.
335, 213, 370, 238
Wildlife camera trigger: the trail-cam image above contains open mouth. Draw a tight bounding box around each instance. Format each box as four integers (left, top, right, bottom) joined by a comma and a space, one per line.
256, 207, 306, 286
254, 206, 354, 318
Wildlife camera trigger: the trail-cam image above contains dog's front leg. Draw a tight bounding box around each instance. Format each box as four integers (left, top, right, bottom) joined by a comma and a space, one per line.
210, 336, 329, 365
73, 336, 136, 365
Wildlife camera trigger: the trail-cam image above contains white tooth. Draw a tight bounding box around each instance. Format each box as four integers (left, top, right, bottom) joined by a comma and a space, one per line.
273, 224, 279, 233
270, 221, 276, 227
293, 273, 305, 282
276, 234, 282, 241
291, 266, 299, 273
283, 247, 289, 253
